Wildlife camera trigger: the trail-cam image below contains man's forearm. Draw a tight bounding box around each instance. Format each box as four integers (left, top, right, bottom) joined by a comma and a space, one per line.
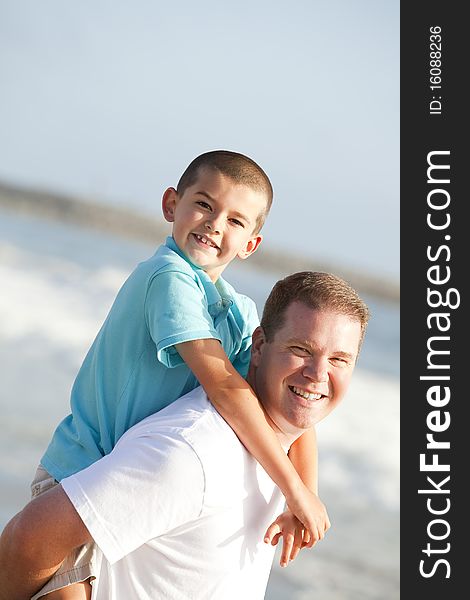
288, 427, 319, 494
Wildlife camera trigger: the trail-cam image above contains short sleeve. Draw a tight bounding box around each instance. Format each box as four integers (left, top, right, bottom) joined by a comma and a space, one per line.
230, 295, 260, 378
145, 270, 220, 368
61, 430, 205, 565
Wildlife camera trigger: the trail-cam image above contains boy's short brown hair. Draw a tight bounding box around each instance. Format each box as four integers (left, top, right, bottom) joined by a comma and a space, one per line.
177, 150, 273, 233
261, 271, 370, 353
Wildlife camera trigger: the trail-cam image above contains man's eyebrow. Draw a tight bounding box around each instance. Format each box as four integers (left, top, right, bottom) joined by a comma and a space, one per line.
333, 350, 356, 360
289, 339, 356, 360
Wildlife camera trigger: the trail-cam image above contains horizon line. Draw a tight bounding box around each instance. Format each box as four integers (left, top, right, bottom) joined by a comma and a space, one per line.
0, 179, 399, 303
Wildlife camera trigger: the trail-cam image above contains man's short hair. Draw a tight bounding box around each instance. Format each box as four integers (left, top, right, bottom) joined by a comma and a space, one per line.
261, 271, 370, 351
176, 150, 273, 233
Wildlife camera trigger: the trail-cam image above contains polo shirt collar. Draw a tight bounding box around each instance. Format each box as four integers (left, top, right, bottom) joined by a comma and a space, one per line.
165, 237, 234, 321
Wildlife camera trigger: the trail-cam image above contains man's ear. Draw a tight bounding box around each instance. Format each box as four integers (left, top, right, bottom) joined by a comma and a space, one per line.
250, 326, 266, 366
161, 187, 179, 223
238, 234, 263, 260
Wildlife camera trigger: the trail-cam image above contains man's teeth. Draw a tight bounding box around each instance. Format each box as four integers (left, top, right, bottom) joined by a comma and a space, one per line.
290, 386, 322, 401
195, 234, 217, 248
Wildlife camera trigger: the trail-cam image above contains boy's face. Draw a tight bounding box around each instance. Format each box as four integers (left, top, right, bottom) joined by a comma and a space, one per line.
250, 302, 361, 444
162, 169, 266, 281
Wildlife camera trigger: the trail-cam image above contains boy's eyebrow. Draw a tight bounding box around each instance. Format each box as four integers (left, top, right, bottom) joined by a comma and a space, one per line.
229, 210, 251, 224
195, 190, 216, 202
195, 191, 252, 224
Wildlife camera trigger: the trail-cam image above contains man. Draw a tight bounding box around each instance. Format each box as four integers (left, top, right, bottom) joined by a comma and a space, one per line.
0, 271, 369, 600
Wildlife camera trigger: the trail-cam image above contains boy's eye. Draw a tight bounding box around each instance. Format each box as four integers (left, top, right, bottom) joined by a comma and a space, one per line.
229, 218, 244, 227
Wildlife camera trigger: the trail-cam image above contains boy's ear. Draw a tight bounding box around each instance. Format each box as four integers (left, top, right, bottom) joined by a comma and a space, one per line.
162, 187, 179, 223
237, 234, 263, 260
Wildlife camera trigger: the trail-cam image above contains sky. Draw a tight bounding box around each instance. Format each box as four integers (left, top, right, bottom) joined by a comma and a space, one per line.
0, 0, 399, 279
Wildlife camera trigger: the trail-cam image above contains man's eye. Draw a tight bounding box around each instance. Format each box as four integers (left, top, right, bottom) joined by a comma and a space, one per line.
291, 346, 309, 356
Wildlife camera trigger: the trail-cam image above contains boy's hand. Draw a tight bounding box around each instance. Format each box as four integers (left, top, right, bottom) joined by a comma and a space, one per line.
264, 511, 312, 567
284, 484, 330, 546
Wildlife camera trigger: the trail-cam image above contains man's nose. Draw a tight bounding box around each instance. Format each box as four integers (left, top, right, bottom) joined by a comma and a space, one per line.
302, 358, 328, 382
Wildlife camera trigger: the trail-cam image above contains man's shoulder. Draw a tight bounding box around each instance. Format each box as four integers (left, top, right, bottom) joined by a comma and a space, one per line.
120, 387, 235, 447
118, 388, 245, 486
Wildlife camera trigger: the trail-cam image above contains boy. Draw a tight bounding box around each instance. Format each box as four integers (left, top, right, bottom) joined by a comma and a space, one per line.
24, 151, 326, 598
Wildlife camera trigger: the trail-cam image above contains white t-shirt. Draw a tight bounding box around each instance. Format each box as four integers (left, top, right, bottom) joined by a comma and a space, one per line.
61, 387, 286, 600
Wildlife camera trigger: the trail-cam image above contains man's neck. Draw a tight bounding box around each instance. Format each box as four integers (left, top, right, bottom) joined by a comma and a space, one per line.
246, 373, 302, 450
262, 407, 301, 450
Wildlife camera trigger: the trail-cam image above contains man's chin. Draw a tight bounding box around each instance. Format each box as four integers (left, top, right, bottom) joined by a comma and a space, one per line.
286, 407, 323, 432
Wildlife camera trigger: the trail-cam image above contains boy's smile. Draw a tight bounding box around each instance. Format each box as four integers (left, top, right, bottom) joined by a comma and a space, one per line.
162, 169, 266, 281
191, 233, 220, 251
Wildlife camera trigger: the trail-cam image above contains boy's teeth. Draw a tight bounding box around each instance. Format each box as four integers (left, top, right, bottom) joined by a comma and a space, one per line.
290, 386, 322, 401
195, 234, 216, 248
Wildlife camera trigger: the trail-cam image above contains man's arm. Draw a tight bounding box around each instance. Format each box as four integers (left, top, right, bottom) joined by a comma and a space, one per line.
288, 428, 319, 494
288, 428, 330, 540
0, 486, 91, 600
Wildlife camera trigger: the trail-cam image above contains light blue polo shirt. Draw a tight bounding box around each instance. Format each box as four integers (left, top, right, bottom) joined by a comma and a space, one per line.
41, 237, 259, 481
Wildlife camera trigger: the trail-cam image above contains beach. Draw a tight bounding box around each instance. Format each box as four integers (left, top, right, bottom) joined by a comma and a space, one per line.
0, 207, 399, 599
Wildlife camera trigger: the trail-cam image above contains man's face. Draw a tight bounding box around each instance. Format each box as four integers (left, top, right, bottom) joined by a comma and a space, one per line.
162, 169, 265, 282
250, 301, 362, 440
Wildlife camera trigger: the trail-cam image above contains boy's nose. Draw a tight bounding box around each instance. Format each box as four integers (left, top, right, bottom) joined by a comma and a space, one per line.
205, 218, 221, 234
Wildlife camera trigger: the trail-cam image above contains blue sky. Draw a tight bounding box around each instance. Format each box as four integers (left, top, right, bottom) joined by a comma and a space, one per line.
0, 1, 399, 279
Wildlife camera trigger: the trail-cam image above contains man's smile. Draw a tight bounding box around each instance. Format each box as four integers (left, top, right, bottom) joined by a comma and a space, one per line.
288, 385, 325, 402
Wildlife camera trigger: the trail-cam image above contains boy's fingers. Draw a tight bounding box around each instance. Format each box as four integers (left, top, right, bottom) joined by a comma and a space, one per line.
289, 528, 303, 562
302, 527, 317, 548
303, 517, 330, 548
302, 529, 311, 546
264, 522, 281, 544
290, 544, 301, 562
280, 534, 294, 568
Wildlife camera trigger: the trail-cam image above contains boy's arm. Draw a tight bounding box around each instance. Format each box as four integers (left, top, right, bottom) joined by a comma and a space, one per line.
0, 486, 92, 600
176, 338, 326, 540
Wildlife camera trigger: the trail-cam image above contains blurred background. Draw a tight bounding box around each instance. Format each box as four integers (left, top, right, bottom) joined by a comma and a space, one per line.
0, 1, 399, 598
